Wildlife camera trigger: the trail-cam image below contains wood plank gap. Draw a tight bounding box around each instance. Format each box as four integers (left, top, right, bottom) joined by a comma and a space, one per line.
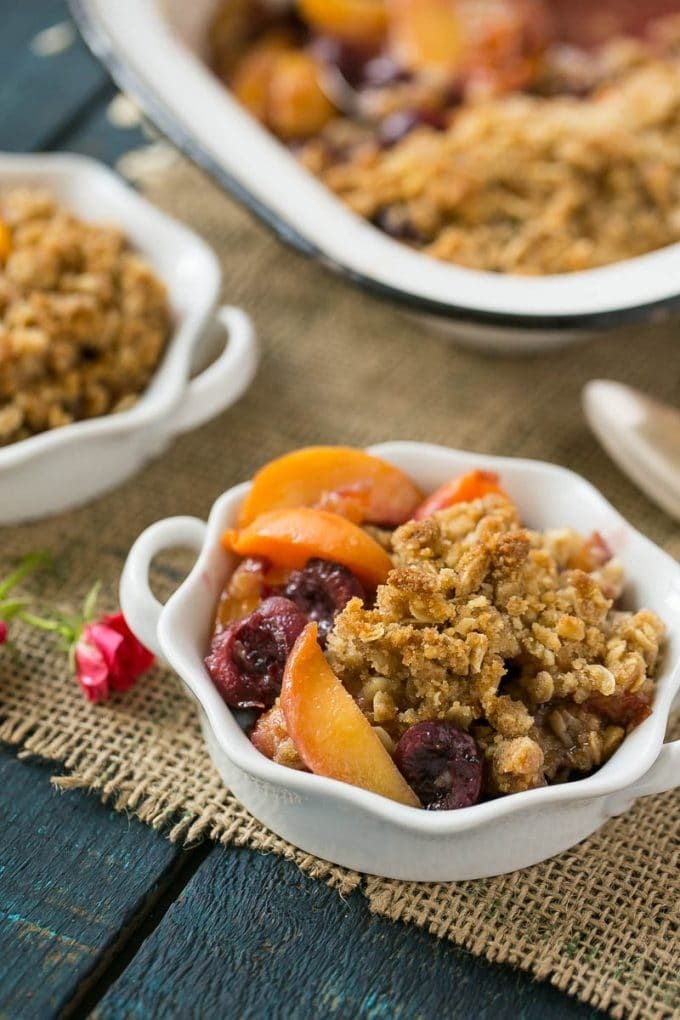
59, 842, 214, 1020
42, 79, 115, 153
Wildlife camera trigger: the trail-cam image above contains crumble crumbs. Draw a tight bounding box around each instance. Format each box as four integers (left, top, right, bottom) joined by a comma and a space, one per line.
326, 496, 664, 796
0, 188, 172, 445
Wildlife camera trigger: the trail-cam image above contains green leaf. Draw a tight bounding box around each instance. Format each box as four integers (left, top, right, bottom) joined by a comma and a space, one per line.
82, 580, 102, 623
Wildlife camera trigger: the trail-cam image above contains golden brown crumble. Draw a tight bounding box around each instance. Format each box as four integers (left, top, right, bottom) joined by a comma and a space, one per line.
0, 188, 171, 445
210, 2, 680, 274
326, 497, 664, 796
310, 48, 680, 275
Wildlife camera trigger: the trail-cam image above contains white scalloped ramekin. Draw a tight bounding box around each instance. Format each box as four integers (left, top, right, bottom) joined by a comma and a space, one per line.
0, 152, 259, 523
120, 443, 680, 881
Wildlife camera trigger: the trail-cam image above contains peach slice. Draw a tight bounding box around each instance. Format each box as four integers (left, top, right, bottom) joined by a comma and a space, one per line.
232, 41, 335, 139
568, 531, 612, 573
414, 469, 508, 520
231, 34, 290, 122
250, 700, 306, 770
223, 507, 393, 588
0, 219, 11, 263
387, 0, 551, 90
251, 701, 290, 760
281, 623, 420, 806
298, 0, 388, 45
387, 0, 464, 72
237, 446, 423, 527
266, 51, 337, 140
215, 558, 292, 629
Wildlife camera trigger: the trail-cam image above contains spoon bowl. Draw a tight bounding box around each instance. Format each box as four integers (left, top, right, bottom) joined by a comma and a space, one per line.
583, 380, 680, 523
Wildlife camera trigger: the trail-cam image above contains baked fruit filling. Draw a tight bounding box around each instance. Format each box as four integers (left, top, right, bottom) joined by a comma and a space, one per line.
205, 447, 665, 808
209, 1, 680, 274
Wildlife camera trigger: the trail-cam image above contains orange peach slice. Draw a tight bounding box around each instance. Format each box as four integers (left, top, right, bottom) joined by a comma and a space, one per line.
223, 507, 393, 588
215, 558, 292, 629
251, 701, 290, 760
299, 0, 388, 45
266, 51, 336, 140
0, 219, 11, 263
232, 42, 335, 139
238, 446, 423, 527
281, 624, 420, 806
414, 470, 508, 520
387, 0, 464, 72
231, 34, 290, 121
387, 0, 551, 89
250, 700, 306, 769
567, 531, 612, 573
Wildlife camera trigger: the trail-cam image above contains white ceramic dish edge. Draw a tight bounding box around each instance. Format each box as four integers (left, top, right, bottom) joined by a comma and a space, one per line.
120, 443, 680, 881
70, 0, 680, 351
0, 152, 259, 523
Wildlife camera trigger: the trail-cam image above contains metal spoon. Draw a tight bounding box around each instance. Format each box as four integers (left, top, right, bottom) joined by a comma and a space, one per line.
582, 380, 680, 522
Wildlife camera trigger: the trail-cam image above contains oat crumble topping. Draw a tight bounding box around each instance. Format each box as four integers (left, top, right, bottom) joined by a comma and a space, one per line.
211, 2, 680, 275
0, 188, 172, 445
326, 496, 665, 795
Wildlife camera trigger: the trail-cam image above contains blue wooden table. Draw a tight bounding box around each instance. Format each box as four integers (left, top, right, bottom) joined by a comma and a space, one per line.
0, 4, 603, 1017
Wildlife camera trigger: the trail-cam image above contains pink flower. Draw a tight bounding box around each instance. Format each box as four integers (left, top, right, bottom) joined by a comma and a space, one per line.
74, 612, 154, 703
0, 620, 7, 645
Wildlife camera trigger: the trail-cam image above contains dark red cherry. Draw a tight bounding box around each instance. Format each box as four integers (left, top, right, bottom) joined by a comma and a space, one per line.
394, 721, 483, 810
283, 558, 364, 645
205, 596, 306, 710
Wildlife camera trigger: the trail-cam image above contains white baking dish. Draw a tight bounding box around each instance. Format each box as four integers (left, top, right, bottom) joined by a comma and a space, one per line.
70, 0, 680, 352
120, 442, 680, 881
0, 153, 258, 524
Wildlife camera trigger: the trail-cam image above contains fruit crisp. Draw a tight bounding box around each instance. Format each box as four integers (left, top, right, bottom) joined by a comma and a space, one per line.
204, 448, 666, 810
210, 2, 680, 274
0, 188, 171, 445
326, 495, 664, 796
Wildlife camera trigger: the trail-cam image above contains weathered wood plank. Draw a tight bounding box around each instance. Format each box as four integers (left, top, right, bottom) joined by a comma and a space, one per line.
0, 745, 191, 1019
0, 0, 108, 153
95, 846, 600, 1020
55, 93, 148, 167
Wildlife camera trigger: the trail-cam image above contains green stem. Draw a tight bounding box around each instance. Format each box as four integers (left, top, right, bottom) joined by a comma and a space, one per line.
17, 612, 62, 632
0, 552, 48, 600
0, 598, 31, 620
17, 612, 75, 644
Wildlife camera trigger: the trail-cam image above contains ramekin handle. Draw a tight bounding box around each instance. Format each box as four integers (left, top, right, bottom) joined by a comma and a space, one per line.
608, 738, 680, 816
120, 516, 207, 661
172, 305, 258, 434
627, 738, 680, 799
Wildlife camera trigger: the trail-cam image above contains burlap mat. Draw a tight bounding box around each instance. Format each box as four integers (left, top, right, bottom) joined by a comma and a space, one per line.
1, 154, 679, 1020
